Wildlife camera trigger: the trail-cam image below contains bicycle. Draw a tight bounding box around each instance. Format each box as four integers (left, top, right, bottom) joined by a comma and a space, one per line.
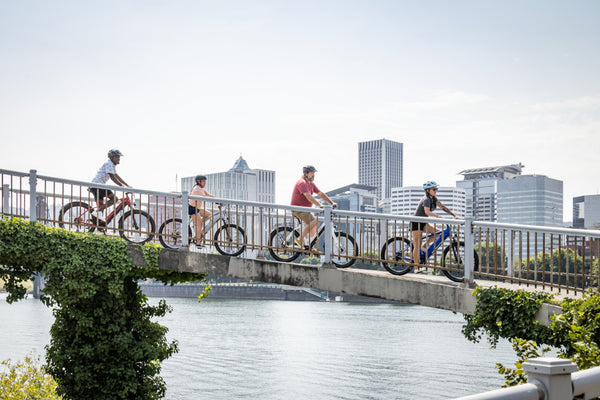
380, 224, 479, 282
58, 192, 156, 244
267, 213, 358, 268
157, 203, 246, 257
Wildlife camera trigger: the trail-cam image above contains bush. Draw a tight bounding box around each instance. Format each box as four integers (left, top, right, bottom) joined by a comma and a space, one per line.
0, 353, 62, 400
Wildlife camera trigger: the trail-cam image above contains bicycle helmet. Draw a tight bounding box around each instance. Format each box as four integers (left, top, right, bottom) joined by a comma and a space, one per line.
303, 165, 317, 174
195, 175, 207, 183
108, 149, 123, 158
423, 180, 439, 190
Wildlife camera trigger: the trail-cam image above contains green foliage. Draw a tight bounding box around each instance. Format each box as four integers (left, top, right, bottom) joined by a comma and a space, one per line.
474, 242, 507, 272
518, 248, 587, 288
0, 353, 63, 399
496, 339, 552, 387
550, 291, 600, 369
0, 217, 203, 399
462, 286, 555, 347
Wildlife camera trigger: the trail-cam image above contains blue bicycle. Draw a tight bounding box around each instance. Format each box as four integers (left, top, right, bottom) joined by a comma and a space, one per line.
380, 224, 479, 282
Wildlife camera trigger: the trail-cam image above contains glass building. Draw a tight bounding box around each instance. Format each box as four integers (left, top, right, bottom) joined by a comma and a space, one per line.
456, 163, 523, 222
358, 138, 403, 201
573, 195, 600, 229
497, 175, 563, 227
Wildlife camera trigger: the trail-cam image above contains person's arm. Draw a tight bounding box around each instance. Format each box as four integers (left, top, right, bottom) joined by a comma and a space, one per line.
436, 200, 458, 219
109, 173, 131, 188
316, 191, 337, 208
302, 192, 324, 208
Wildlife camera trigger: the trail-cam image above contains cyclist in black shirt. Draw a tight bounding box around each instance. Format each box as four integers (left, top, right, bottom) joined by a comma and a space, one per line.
411, 181, 458, 265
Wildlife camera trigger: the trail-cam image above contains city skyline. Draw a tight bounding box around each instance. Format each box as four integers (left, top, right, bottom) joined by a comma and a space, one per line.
1, 1, 599, 222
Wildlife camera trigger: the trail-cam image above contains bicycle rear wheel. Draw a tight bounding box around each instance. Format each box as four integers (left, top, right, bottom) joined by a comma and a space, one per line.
331, 232, 358, 268
158, 218, 192, 249
442, 241, 479, 283
214, 224, 246, 256
380, 237, 412, 275
58, 201, 96, 233
268, 226, 301, 263
118, 210, 155, 244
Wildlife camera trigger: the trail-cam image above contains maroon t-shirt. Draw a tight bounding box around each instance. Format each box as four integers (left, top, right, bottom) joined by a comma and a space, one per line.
291, 177, 320, 207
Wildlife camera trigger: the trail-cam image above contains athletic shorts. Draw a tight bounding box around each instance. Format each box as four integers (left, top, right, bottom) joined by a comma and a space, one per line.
293, 211, 315, 225
189, 205, 201, 215
88, 187, 113, 202
411, 221, 428, 232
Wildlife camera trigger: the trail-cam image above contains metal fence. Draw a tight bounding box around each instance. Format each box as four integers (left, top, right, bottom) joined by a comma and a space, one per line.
2, 168, 600, 294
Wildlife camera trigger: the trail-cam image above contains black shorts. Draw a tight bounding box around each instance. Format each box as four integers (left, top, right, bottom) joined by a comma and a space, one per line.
88, 187, 113, 202
189, 205, 200, 215
411, 221, 428, 231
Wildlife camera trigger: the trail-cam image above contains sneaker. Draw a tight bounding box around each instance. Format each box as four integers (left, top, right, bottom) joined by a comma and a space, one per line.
92, 209, 107, 221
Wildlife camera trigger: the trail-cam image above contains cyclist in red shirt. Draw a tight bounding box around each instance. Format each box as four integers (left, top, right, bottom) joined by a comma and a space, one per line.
290, 165, 337, 246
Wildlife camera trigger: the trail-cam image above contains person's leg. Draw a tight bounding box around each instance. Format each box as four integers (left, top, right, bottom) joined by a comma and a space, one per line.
422, 223, 438, 250
196, 208, 212, 240
412, 228, 422, 264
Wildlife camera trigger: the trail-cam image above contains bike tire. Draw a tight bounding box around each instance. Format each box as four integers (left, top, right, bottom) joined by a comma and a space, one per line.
268, 226, 301, 263
118, 209, 155, 244
158, 218, 192, 249
57, 201, 96, 233
214, 224, 246, 257
441, 241, 480, 283
380, 237, 412, 275
331, 232, 358, 268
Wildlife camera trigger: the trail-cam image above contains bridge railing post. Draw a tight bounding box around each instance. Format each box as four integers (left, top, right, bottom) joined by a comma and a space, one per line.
29, 169, 37, 222
463, 217, 474, 286
323, 204, 332, 264
181, 191, 189, 248
2, 184, 9, 214
524, 357, 577, 400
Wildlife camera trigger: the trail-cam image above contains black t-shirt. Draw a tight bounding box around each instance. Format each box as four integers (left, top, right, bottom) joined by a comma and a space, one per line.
414, 195, 438, 217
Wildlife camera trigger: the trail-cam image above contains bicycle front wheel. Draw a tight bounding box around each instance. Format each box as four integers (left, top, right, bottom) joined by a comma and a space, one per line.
268, 226, 301, 263
158, 218, 192, 249
442, 241, 479, 283
331, 232, 358, 268
118, 210, 155, 244
380, 237, 412, 275
58, 201, 96, 233
214, 224, 246, 257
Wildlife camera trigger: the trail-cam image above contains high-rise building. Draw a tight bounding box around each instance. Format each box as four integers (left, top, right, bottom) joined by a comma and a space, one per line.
358, 139, 403, 201
181, 156, 276, 203
573, 195, 600, 229
457, 163, 523, 222
497, 175, 563, 227
391, 186, 466, 219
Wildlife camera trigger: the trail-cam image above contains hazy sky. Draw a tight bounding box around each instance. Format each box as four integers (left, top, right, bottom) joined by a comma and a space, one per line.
1, 0, 599, 221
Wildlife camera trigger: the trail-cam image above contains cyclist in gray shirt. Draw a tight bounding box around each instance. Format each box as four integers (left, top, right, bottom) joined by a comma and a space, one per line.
411, 181, 458, 266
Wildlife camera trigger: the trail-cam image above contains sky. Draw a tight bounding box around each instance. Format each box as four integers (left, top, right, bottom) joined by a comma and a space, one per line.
1, 0, 599, 222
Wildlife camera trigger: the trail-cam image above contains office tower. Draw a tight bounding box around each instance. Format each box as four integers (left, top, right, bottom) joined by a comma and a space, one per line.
391, 186, 466, 219
457, 163, 523, 222
497, 175, 563, 227
358, 139, 403, 201
181, 156, 276, 203
573, 195, 600, 229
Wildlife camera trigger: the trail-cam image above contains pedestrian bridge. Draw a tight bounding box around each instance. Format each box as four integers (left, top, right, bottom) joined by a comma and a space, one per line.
2, 168, 598, 314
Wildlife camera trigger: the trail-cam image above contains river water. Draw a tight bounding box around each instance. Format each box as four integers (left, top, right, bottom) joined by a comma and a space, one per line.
0, 294, 518, 399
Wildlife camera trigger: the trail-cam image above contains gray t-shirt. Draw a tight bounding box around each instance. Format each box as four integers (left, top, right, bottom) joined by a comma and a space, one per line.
414, 195, 438, 217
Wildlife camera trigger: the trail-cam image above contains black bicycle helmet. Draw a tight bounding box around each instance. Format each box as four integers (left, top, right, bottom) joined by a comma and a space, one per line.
108, 149, 123, 158
303, 165, 317, 174
195, 175, 207, 183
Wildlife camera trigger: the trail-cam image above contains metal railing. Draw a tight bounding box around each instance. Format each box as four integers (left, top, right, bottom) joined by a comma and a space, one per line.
2, 168, 600, 295
454, 357, 600, 400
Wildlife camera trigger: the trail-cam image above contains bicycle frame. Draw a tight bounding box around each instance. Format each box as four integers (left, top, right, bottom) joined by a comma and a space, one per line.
422, 225, 452, 260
